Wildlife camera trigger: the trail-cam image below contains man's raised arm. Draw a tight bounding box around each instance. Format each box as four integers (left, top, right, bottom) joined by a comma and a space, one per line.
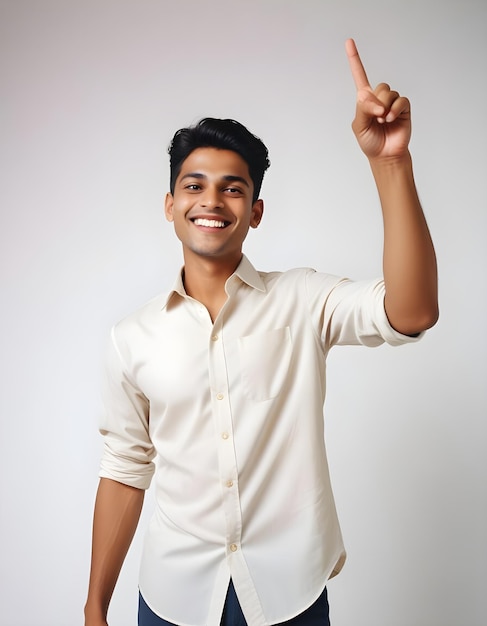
345, 38, 438, 335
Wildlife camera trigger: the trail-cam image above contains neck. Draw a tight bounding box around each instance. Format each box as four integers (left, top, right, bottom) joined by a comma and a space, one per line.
182, 254, 242, 321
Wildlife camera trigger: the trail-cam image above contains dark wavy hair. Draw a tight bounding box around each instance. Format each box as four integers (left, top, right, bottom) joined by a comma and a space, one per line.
168, 118, 270, 203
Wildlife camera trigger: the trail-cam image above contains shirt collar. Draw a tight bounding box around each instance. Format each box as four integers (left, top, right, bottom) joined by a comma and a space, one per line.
162, 255, 265, 309
232, 255, 266, 292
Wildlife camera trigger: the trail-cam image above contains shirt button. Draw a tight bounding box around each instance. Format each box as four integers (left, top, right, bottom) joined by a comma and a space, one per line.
226, 480, 233, 488
211, 334, 218, 341
221, 432, 229, 440
230, 543, 238, 552
216, 393, 224, 400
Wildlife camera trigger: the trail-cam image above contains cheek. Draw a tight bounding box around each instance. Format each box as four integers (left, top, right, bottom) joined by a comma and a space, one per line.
168, 202, 188, 223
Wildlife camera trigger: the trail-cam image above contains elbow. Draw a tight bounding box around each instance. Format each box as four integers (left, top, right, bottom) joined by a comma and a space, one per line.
413, 305, 439, 334
386, 301, 439, 336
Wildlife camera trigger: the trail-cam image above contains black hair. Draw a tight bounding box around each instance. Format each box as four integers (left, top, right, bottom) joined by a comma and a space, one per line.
168, 118, 270, 203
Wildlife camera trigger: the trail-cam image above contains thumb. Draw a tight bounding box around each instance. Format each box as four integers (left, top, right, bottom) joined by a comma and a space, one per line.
357, 88, 386, 119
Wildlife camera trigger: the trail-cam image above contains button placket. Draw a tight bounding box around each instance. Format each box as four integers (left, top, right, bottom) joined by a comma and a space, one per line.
208, 319, 243, 558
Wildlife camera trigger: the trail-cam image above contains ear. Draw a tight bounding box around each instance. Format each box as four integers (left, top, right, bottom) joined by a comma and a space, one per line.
250, 199, 264, 229
164, 192, 174, 222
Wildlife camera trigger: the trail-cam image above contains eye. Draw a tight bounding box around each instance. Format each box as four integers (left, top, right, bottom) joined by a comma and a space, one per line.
224, 187, 243, 195
185, 183, 201, 191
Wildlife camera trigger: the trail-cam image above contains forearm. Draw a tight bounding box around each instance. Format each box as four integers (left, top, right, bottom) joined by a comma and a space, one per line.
370, 153, 438, 335
84, 478, 145, 624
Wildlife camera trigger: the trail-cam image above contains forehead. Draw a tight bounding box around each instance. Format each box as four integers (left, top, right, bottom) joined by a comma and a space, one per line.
177, 147, 251, 181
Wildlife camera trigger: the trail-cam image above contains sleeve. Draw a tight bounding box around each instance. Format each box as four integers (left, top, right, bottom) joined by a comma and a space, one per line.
98, 326, 156, 489
304, 271, 424, 350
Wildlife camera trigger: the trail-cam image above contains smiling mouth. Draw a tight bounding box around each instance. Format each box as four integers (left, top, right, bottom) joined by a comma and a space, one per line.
192, 218, 230, 228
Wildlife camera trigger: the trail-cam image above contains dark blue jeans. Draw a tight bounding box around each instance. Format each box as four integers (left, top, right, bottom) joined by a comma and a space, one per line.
138, 580, 330, 625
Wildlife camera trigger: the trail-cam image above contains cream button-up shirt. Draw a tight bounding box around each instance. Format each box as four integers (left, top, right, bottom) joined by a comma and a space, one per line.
99, 255, 421, 625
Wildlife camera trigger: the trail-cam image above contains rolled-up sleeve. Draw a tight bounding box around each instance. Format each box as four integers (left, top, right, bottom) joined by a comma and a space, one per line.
99, 325, 155, 489
305, 271, 424, 349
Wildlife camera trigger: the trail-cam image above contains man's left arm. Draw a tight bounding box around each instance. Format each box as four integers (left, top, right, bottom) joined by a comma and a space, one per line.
346, 39, 439, 336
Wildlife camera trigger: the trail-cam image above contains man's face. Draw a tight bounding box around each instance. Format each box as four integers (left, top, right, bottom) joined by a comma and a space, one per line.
165, 147, 263, 266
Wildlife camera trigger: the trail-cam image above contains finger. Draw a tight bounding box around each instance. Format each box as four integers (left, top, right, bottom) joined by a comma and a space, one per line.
345, 38, 370, 91
356, 88, 386, 118
373, 84, 410, 122
375, 84, 399, 113
374, 83, 394, 98
384, 95, 411, 123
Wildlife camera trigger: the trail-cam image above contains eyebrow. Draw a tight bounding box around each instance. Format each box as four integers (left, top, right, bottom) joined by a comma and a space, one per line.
180, 173, 250, 187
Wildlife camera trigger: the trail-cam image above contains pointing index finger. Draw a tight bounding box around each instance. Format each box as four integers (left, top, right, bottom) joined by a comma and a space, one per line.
346, 38, 370, 91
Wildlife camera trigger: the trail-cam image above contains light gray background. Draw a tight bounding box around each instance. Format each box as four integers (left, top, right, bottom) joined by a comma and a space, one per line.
1, 1, 486, 625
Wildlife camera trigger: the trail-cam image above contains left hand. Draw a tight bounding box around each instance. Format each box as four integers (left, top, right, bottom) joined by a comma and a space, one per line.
346, 39, 411, 162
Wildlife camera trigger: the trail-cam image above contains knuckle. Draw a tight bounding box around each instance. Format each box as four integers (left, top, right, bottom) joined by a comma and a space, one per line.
375, 82, 391, 93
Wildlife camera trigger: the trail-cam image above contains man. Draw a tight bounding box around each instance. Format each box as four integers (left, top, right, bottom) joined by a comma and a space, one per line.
84, 39, 438, 626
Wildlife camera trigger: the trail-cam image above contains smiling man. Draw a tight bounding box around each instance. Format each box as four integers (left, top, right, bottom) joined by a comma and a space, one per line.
85, 40, 438, 626
164, 146, 264, 321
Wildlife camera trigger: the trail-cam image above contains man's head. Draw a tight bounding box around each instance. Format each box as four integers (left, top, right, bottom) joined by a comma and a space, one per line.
168, 118, 270, 203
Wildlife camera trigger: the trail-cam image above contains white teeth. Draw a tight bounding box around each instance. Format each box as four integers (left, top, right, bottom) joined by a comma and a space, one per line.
194, 218, 226, 228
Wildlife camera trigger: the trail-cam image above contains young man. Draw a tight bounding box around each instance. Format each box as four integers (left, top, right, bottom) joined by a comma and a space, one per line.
84, 40, 438, 626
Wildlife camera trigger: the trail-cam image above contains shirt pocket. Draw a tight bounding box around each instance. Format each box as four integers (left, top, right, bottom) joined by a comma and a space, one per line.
238, 327, 292, 402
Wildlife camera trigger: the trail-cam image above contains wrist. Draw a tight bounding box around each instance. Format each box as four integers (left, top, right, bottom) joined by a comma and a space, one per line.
84, 601, 107, 623
369, 151, 413, 173
369, 152, 416, 193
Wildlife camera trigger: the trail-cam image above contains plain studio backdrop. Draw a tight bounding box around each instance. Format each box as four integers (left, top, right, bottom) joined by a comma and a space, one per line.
1, 1, 486, 625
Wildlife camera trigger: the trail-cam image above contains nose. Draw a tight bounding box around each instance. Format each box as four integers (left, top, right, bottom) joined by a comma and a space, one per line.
200, 186, 223, 209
